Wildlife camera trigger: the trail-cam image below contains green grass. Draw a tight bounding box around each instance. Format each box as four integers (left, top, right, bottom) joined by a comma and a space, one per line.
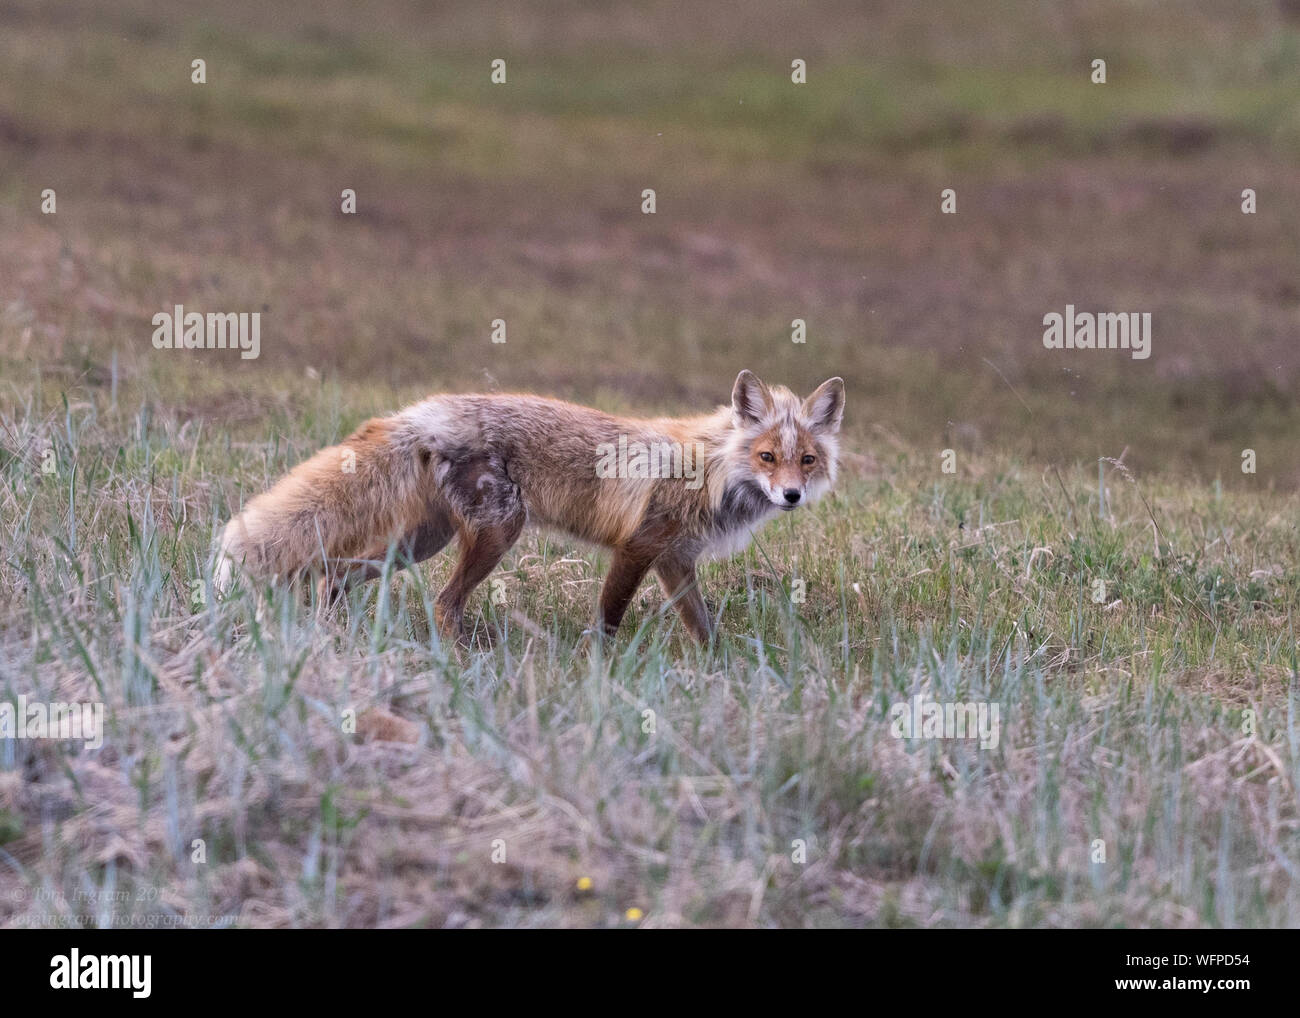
1, 374, 1297, 927
1, 0, 1299, 927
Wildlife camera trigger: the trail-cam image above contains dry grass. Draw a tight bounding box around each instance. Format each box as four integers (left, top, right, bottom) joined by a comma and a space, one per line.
1, 0, 1298, 927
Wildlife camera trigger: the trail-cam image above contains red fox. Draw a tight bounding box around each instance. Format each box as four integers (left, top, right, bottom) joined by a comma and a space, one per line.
215, 370, 844, 643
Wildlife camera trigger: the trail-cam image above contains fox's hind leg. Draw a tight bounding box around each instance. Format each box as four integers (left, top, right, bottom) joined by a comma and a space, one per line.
317, 502, 457, 605
434, 516, 525, 643
431, 453, 527, 644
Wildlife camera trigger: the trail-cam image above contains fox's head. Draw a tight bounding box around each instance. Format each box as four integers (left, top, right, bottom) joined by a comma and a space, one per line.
729, 369, 845, 511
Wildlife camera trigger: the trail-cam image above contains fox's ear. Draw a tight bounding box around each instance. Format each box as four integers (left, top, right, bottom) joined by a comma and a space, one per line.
803, 377, 845, 434
731, 370, 773, 425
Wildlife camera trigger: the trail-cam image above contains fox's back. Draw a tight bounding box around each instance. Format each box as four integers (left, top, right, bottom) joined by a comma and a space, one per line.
404, 393, 706, 546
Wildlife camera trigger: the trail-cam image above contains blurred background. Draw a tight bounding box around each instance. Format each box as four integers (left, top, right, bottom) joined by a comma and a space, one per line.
1, 0, 1298, 483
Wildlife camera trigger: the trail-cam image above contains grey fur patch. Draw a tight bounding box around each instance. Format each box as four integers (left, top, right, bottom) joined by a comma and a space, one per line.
437, 451, 527, 528
715, 480, 771, 533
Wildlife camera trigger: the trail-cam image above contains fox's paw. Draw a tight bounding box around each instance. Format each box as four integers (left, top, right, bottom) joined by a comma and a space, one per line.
462, 621, 500, 652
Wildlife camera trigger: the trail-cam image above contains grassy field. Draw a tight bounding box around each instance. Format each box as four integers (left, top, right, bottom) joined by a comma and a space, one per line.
1, 0, 1298, 927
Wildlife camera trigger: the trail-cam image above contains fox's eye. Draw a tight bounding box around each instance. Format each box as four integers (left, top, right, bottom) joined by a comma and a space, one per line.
759, 451, 775, 463
801, 454, 817, 466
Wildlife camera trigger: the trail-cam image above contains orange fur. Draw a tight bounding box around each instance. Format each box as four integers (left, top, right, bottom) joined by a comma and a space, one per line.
215, 370, 845, 643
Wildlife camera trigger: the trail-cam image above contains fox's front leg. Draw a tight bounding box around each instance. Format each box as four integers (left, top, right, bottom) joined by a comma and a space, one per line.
654, 553, 713, 643
598, 548, 657, 638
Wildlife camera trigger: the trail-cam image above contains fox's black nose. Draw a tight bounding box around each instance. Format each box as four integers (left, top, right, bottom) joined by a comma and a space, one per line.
783, 488, 802, 504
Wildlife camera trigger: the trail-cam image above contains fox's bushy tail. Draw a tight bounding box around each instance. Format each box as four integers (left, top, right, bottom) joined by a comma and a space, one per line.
213, 414, 435, 594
